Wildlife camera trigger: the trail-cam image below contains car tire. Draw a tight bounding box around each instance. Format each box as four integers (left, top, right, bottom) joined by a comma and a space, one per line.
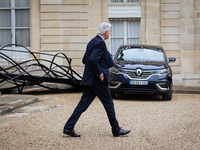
162, 85, 172, 100
111, 92, 116, 99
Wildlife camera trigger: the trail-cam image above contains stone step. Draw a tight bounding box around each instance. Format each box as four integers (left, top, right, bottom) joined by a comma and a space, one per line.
0, 94, 38, 115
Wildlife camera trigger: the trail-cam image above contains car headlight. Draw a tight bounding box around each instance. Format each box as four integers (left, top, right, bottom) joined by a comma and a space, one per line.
110, 67, 120, 74
156, 68, 169, 74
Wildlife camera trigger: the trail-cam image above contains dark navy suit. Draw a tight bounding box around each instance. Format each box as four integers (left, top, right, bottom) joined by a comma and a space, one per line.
64, 35, 120, 134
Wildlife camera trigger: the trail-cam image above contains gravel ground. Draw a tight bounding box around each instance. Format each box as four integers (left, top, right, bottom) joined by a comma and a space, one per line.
0, 92, 199, 150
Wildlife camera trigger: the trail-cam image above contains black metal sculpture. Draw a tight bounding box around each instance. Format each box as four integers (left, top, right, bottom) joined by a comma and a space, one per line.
0, 44, 82, 93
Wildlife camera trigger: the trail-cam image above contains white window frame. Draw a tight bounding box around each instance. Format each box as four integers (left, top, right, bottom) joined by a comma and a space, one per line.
109, 19, 141, 54
125, 20, 141, 44
109, 0, 140, 4
0, 0, 31, 57
108, 0, 141, 54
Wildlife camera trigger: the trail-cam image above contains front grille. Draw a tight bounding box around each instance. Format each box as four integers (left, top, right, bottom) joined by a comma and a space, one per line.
120, 70, 156, 79
120, 83, 157, 92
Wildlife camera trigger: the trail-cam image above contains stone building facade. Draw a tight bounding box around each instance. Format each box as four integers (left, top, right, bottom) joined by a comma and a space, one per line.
2, 0, 200, 87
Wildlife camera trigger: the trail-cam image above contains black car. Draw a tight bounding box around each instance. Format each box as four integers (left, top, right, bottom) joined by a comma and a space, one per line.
109, 44, 176, 100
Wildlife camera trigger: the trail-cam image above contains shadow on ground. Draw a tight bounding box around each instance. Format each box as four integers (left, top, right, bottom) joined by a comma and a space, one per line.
1, 83, 168, 101
114, 93, 164, 101
22, 88, 82, 95
23, 88, 164, 101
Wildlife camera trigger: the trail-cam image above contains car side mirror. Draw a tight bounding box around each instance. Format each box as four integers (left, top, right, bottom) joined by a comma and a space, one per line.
168, 57, 176, 63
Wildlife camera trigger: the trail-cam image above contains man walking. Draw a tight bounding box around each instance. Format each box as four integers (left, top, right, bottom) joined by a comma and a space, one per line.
63, 22, 130, 137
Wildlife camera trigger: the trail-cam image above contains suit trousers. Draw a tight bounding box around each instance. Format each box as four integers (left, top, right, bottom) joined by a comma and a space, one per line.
64, 76, 120, 134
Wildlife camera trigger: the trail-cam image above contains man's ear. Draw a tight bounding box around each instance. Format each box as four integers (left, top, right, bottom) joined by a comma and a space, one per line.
105, 31, 109, 36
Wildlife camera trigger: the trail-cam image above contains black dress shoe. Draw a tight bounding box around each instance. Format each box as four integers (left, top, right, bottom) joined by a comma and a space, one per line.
63, 129, 81, 137
113, 128, 131, 137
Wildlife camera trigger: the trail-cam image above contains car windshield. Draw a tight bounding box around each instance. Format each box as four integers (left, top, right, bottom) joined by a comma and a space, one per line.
116, 48, 165, 62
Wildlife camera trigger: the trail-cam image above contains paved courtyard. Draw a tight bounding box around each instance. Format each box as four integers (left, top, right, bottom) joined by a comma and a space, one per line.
0, 92, 199, 150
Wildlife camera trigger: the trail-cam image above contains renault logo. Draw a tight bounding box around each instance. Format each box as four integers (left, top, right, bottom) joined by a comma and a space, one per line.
136, 69, 142, 76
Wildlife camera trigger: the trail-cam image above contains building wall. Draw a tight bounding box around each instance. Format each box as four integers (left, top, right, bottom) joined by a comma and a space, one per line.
33, 0, 108, 75
182, 0, 200, 86
141, 0, 200, 87
31, 0, 40, 55
30, 0, 200, 87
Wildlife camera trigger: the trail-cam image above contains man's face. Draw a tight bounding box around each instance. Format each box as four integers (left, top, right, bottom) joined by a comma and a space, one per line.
105, 28, 111, 41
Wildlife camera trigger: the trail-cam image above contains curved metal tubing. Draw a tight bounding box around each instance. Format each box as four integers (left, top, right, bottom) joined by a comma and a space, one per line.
0, 44, 82, 93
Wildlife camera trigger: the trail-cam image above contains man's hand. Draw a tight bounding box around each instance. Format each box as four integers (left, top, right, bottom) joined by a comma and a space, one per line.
99, 73, 104, 81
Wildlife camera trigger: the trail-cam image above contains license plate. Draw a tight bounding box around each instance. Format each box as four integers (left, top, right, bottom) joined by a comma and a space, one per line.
129, 80, 148, 85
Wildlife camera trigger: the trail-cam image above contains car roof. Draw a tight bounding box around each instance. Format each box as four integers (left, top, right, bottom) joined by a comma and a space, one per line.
118, 44, 164, 50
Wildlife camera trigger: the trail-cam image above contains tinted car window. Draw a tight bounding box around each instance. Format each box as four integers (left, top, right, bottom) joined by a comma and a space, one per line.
116, 48, 165, 62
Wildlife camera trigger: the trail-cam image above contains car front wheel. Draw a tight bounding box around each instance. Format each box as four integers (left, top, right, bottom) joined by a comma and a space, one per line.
111, 92, 116, 99
162, 85, 172, 100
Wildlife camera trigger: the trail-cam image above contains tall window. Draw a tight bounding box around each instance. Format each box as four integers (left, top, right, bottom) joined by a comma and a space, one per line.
110, 20, 140, 54
0, 0, 30, 48
110, 0, 139, 3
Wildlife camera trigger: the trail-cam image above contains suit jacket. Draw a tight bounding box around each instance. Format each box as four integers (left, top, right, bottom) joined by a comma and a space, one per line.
80, 35, 111, 86
107, 51, 114, 68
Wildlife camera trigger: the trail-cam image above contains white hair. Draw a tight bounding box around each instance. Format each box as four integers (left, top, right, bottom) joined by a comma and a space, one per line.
97, 22, 111, 35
